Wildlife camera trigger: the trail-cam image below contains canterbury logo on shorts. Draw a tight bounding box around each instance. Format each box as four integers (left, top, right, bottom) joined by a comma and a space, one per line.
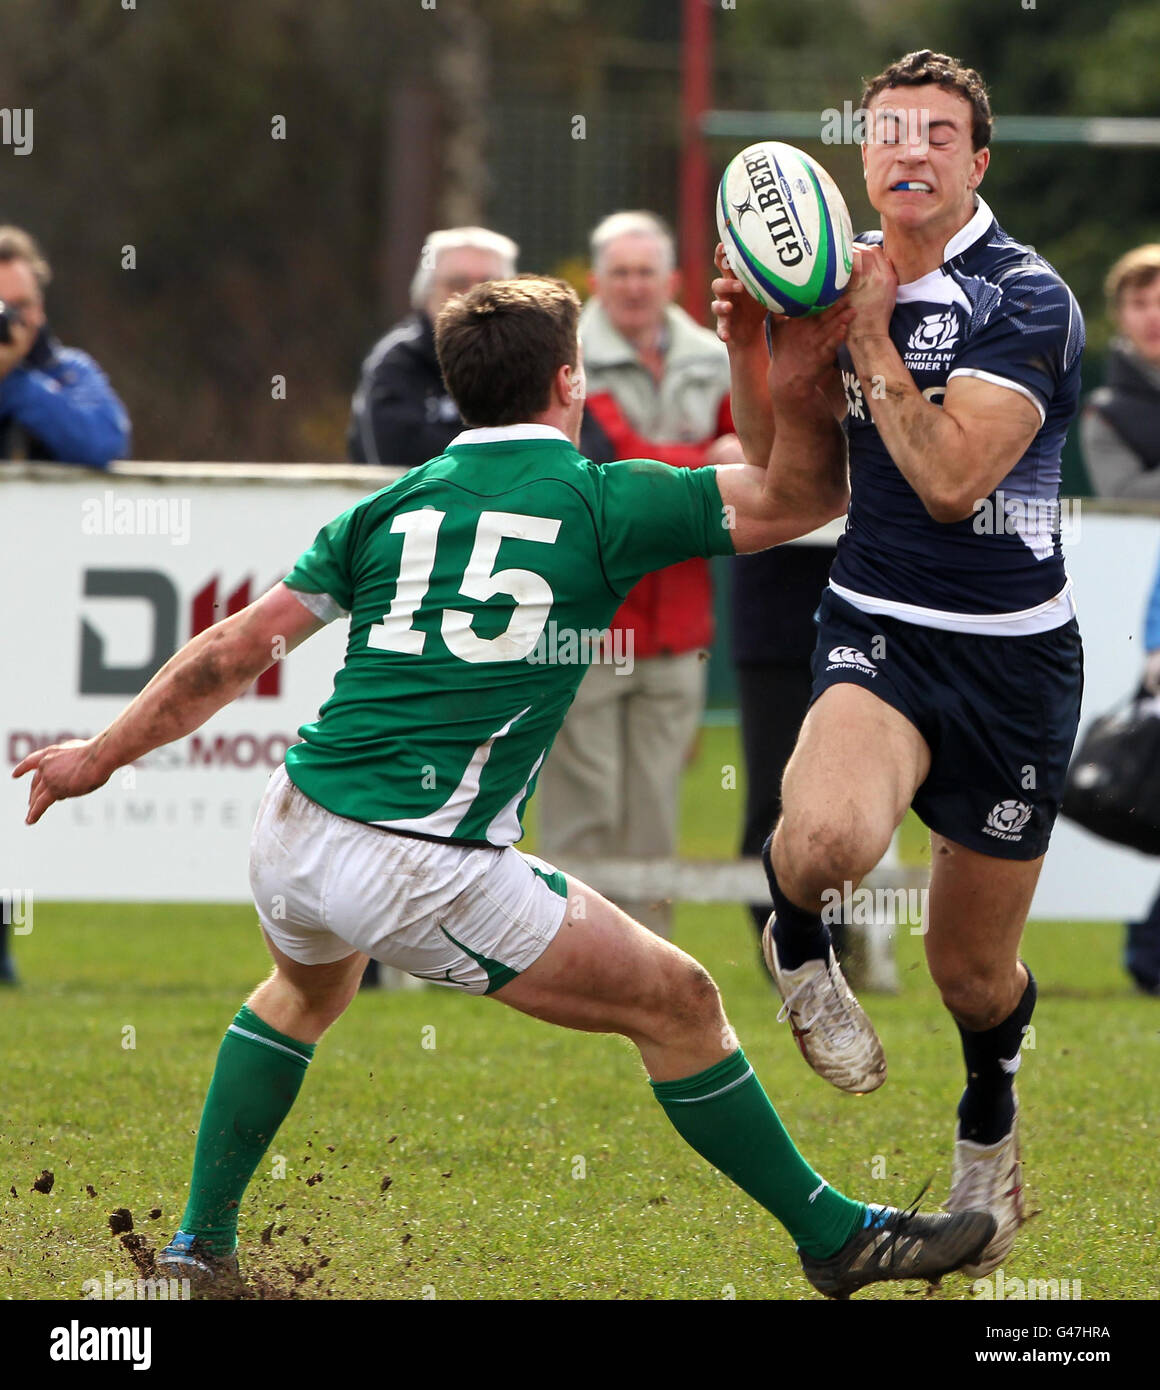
826, 645, 878, 676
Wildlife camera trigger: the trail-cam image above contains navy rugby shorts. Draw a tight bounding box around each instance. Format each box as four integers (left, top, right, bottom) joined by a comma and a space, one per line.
809, 588, 1084, 860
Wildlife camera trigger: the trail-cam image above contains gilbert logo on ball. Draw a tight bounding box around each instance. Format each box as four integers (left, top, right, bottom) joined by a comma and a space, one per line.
717, 141, 854, 317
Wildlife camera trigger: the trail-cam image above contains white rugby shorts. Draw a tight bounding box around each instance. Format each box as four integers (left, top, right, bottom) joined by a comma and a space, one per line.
250, 765, 569, 994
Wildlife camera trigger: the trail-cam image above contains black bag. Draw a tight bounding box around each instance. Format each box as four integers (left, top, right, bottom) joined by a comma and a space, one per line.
1061, 695, 1160, 856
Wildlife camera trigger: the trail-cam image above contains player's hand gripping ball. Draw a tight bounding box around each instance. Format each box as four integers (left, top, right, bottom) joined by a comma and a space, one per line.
717, 141, 855, 317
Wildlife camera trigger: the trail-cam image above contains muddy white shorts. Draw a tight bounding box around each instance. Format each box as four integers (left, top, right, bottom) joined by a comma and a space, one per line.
250, 765, 570, 994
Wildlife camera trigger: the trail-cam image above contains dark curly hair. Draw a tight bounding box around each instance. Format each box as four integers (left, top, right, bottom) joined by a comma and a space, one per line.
861, 50, 992, 151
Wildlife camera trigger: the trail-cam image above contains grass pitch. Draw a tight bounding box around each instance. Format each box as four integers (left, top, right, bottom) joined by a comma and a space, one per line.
2, 728, 1157, 1300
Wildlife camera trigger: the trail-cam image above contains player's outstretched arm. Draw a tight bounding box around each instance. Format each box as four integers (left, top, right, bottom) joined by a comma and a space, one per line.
713, 287, 853, 553
712, 243, 851, 475
13, 583, 324, 825
844, 245, 1041, 521
712, 244, 776, 470
715, 381, 850, 554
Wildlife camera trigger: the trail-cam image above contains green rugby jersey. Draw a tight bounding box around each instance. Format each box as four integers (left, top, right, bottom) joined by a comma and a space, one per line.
283, 424, 735, 845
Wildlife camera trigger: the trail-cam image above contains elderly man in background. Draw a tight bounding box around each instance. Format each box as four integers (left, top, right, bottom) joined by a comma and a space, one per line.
536, 211, 745, 938
347, 226, 519, 467
1082, 244, 1160, 500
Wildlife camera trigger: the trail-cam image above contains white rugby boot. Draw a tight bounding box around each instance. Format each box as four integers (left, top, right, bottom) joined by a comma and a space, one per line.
945, 1095, 1024, 1278
762, 914, 887, 1094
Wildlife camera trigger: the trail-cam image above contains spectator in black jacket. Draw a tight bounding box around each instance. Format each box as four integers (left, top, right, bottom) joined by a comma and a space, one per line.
347, 227, 518, 466
0, 225, 130, 469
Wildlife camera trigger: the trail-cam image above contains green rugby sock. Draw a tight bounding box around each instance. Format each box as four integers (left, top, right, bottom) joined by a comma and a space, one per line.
178, 1004, 315, 1256
651, 1049, 864, 1258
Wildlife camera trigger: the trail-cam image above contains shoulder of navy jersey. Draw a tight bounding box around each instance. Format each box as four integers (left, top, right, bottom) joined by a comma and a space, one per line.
948, 223, 1085, 387
850, 212, 1084, 392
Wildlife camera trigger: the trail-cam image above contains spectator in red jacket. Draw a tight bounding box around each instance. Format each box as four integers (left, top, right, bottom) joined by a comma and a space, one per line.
536, 211, 744, 937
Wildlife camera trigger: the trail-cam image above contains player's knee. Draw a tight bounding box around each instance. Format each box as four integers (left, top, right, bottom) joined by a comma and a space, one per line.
932, 965, 1012, 1030
640, 956, 723, 1045
276, 968, 358, 1030
773, 811, 884, 901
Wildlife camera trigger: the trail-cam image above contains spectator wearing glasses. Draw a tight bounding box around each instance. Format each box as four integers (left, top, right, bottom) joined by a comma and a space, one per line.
347, 226, 519, 467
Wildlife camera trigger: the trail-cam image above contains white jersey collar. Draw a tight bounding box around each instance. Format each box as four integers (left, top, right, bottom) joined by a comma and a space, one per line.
942, 194, 995, 262
449, 423, 572, 447
895, 196, 995, 298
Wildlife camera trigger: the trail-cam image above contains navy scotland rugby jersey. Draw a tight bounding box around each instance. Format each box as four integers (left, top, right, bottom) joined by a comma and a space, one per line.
830, 197, 1084, 634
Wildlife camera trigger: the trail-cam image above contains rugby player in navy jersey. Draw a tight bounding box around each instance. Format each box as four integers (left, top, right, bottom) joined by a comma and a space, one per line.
714, 50, 1085, 1277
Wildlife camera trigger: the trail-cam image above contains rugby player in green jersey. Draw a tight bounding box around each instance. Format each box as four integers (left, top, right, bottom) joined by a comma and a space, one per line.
16, 276, 994, 1299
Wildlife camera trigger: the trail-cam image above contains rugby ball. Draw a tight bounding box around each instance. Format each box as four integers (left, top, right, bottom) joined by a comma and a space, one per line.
716, 141, 854, 317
